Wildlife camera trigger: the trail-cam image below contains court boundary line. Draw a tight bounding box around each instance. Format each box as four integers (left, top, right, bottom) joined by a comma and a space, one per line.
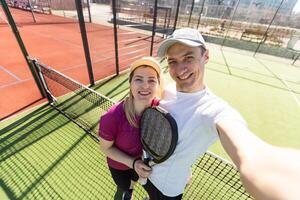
280, 76, 300, 108
0, 66, 22, 81
220, 48, 232, 75
0, 78, 29, 89
0, 10, 9, 24
255, 58, 300, 109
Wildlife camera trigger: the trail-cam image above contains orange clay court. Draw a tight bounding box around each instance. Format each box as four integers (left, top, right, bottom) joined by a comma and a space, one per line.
0, 7, 161, 120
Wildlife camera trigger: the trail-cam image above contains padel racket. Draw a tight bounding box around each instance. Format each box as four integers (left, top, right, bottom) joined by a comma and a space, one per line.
139, 106, 178, 185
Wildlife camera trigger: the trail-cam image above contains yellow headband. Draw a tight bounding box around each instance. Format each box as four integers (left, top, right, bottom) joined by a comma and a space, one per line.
129, 57, 161, 75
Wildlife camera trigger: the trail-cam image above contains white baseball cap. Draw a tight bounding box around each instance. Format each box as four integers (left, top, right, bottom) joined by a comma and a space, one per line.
157, 28, 206, 57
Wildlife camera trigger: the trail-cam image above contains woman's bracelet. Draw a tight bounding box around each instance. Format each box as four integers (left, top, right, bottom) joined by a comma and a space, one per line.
132, 158, 141, 171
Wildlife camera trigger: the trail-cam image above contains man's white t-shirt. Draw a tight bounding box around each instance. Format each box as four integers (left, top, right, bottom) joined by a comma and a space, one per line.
148, 84, 246, 197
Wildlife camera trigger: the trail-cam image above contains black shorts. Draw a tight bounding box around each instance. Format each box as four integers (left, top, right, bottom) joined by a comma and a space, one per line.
109, 166, 139, 191
143, 179, 183, 200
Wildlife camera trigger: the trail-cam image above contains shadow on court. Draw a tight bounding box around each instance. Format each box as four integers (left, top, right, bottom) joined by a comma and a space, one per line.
0, 104, 118, 199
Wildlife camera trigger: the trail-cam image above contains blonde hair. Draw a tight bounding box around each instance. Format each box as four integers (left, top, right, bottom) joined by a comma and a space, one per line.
124, 66, 163, 128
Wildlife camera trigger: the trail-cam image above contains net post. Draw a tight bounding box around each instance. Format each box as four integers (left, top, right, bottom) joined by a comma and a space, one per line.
75, 0, 95, 86
28, 58, 55, 103
0, 0, 46, 98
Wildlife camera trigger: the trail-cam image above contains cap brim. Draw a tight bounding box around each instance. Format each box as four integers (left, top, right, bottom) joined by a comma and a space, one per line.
157, 39, 205, 57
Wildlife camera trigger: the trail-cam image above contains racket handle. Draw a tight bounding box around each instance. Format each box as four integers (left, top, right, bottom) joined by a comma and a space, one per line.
139, 151, 150, 185
139, 177, 147, 185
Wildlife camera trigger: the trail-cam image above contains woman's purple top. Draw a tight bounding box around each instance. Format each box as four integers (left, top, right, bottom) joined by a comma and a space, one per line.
99, 101, 142, 170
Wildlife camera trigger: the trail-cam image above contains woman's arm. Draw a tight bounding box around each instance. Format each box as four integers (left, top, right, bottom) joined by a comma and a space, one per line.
99, 137, 152, 178
100, 138, 135, 168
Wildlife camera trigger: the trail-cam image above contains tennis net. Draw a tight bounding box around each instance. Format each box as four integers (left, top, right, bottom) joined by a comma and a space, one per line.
30, 58, 252, 199
30, 58, 114, 141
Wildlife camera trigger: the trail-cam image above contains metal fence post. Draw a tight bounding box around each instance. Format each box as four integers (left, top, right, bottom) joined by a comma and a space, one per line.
196, 0, 205, 29
173, 0, 181, 32
28, 0, 36, 23
253, 0, 285, 56
112, 0, 120, 75
75, 0, 95, 86
188, 0, 195, 27
221, 0, 241, 47
150, 0, 158, 56
86, 0, 92, 23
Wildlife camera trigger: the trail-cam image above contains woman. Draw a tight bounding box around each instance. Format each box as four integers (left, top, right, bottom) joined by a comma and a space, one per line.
99, 57, 162, 200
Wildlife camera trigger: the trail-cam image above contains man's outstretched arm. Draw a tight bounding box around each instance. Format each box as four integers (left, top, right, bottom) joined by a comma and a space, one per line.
217, 120, 300, 200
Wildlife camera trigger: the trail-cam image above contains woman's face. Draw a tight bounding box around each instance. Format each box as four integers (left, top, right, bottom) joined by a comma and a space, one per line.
130, 66, 159, 104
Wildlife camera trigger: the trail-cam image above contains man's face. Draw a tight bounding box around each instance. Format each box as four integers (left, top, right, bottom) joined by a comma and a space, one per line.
166, 43, 209, 93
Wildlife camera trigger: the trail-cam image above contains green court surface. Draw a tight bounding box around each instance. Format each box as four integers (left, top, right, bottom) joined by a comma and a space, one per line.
1, 44, 300, 199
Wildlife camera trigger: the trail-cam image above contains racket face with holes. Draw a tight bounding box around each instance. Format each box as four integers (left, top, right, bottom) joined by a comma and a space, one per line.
140, 106, 178, 163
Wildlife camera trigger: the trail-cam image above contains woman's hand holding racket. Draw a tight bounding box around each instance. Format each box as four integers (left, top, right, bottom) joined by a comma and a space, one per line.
133, 159, 152, 179
139, 106, 178, 185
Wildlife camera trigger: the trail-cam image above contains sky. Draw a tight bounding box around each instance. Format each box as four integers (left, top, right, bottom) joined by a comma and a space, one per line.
293, 0, 300, 13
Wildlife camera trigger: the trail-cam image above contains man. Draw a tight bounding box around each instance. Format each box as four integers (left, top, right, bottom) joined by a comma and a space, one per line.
139, 28, 300, 200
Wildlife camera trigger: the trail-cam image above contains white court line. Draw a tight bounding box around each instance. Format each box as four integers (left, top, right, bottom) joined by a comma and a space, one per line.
0, 79, 26, 89
256, 58, 300, 109
281, 75, 300, 108
0, 66, 22, 81
0, 11, 7, 22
